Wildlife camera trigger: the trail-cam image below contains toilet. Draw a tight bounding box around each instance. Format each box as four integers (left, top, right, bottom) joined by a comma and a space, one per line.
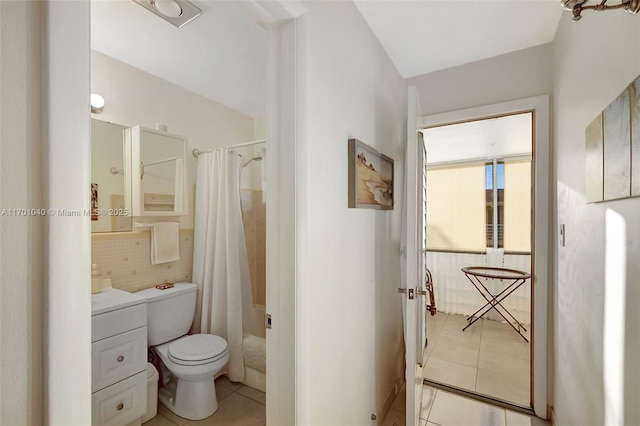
136, 282, 229, 421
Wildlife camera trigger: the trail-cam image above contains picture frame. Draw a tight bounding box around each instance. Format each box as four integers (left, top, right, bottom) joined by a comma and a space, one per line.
585, 73, 640, 203
91, 183, 99, 220
348, 138, 394, 210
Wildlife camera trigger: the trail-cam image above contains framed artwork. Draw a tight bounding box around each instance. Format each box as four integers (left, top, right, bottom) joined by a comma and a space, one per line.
603, 87, 631, 200
91, 183, 99, 221
631, 76, 640, 196
586, 73, 640, 203
585, 113, 604, 203
348, 138, 394, 210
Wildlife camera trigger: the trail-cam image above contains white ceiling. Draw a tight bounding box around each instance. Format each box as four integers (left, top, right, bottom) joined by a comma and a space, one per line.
91, 0, 266, 118
91, 1, 563, 118
422, 112, 533, 164
354, 0, 562, 78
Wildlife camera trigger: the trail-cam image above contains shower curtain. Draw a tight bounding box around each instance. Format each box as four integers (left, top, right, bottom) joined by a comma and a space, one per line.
192, 148, 254, 382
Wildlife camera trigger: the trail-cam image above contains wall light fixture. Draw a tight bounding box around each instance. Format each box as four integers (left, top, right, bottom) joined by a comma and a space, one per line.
91, 94, 105, 114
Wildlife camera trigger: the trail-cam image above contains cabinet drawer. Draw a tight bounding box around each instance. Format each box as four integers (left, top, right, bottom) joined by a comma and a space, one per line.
93, 303, 146, 342
92, 327, 147, 392
92, 370, 146, 426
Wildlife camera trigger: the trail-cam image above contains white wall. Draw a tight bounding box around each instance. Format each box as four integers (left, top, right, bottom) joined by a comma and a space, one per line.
407, 43, 553, 116
264, 16, 300, 425
296, 3, 406, 424
0, 2, 43, 424
91, 50, 256, 228
2, 2, 94, 423
45, 1, 93, 423
553, 14, 640, 426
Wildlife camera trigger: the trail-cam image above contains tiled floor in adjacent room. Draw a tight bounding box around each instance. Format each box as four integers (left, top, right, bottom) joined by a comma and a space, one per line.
423, 312, 530, 406
143, 376, 265, 426
382, 384, 549, 426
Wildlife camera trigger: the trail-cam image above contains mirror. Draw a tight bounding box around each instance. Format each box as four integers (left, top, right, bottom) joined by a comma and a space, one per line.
91, 119, 132, 232
124, 125, 187, 217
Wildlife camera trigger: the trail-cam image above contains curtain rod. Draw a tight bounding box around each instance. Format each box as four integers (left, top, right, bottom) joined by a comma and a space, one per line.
143, 156, 181, 168
192, 139, 266, 158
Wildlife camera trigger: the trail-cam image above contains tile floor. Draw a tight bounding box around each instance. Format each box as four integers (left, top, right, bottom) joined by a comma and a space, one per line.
423, 313, 531, 407
382, 384, 549, 426
143, 314, 529, 425
143, 376, 265, 426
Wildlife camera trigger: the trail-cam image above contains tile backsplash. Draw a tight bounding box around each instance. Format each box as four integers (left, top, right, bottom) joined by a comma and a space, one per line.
91, 229, 194, 293
241, 189, 266, 307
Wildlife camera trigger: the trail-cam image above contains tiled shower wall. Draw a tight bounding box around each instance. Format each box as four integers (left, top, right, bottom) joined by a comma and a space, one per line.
241, 189, 266, 307
91, 229, 194, 293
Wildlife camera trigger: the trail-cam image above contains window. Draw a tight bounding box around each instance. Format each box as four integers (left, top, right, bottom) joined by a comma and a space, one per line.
485, 161, 504, 248
425, 163, 486, 251
426, 159, 530, 252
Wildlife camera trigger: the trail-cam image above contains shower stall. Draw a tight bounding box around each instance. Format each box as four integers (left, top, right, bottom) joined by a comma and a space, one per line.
237, 143, 267, 339
191, 140, 267, 391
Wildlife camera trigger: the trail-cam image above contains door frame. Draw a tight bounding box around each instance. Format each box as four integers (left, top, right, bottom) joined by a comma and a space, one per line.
403, 86, 426, 426
44, 1, 304, 424
421, 95, 551, 419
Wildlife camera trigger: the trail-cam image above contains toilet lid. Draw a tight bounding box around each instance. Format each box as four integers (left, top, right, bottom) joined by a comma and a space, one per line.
168, 334, 228, 365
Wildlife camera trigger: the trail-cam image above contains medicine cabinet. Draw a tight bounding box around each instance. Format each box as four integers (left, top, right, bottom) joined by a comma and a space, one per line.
91, 119, 132, 233
124, 125, 187, 217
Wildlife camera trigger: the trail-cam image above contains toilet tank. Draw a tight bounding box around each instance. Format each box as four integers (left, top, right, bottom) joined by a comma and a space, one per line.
135, 282, 197, 346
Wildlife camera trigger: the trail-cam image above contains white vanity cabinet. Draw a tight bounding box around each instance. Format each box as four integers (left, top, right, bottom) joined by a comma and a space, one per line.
92, 289, 147, 426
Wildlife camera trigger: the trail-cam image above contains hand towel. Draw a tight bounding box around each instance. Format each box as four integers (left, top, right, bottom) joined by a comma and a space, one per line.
151, 222, 180, 265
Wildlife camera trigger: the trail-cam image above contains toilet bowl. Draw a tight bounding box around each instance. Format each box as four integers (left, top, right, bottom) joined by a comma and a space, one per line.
136, 283, 230, 421
154, 334, 229, 420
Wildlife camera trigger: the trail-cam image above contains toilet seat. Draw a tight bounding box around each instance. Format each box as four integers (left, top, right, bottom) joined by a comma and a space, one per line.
168, 334, 229, 366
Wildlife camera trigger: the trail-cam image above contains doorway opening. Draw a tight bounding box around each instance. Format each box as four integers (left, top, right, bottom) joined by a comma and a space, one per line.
89, 1, 269, 423
421, 111, 534, 409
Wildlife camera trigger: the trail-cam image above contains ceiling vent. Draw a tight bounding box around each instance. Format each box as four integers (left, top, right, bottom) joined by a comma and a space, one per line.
133, 0, 201, 28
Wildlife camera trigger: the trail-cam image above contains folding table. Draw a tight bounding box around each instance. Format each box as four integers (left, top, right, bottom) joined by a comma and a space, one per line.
461, 266, 530, 342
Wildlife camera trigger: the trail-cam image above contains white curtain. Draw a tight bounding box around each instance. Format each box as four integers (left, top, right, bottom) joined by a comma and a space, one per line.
192, 148, 254, 382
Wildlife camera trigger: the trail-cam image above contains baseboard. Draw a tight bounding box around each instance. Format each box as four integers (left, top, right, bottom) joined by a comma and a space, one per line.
549, 406, 556, 425
379, 379, 403, 423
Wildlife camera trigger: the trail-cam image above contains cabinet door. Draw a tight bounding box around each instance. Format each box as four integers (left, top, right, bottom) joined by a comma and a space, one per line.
92, 371, 146, 426
124, 125, 187, 216
92, 326, 147, 393
92, 303, 146, 342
